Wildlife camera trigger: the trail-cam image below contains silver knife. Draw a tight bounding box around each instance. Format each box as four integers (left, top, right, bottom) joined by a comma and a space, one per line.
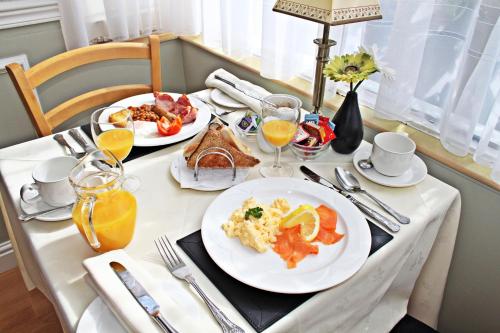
68, 128, 95, 153
300, 166, 400, 233
110, 262, 179, 333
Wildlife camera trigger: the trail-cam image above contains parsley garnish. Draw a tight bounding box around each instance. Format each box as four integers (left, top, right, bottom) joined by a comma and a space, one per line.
245, 207, 263, 220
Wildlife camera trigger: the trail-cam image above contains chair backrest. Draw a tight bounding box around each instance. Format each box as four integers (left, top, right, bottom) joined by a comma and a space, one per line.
6, 35, 162, 137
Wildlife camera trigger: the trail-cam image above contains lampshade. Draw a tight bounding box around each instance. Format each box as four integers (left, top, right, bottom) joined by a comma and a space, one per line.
273, 0, 382, 25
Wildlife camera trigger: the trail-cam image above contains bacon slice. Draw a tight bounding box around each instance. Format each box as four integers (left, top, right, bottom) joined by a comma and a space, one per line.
273, 225, 319, 269
153, 92, 198, 124
171, 103, 197, 124
154, 91, 175, 113
176, 94, 191, 107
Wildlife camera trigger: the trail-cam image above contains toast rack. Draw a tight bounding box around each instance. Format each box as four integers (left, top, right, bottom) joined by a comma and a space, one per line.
194, 147, 236, 181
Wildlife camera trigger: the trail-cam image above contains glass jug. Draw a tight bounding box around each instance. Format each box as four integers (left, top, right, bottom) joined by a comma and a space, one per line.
69, 149, 137, 252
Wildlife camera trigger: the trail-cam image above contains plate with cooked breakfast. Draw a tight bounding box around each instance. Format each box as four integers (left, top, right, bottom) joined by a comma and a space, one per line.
201, 177, 371, 294
102, 92, 211, 147
170, 121, 260, 191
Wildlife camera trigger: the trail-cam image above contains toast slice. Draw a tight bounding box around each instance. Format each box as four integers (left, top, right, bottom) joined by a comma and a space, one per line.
184, 122, 260, 168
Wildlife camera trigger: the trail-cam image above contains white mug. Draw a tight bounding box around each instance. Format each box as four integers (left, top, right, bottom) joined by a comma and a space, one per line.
371, 132, 416, 177
20, 156, 78, 207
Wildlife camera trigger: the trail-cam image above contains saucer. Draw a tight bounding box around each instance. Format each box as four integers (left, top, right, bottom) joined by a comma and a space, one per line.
353, 145, 427, 187
20, 199, 72, 222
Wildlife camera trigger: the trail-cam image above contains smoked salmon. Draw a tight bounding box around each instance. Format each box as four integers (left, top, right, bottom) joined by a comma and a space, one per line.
273, 225, 319, 269
273, 204, 343, 268
314, 204, 344, 245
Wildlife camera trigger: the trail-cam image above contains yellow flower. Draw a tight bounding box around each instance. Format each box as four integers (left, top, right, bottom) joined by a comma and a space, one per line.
324, 51, 378, 84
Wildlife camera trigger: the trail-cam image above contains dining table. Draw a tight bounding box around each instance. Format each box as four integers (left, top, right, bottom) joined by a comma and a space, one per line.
0, 89, 461, 333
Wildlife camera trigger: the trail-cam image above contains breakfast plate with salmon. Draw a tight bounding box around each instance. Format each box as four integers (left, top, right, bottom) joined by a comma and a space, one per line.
101, 92, 211, 147
201, 177, 371, 294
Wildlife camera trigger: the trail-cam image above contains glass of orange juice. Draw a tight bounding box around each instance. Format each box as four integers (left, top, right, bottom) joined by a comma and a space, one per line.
91, 106, 134, 162
69, 149, 137, 252
260, 94, 301, 177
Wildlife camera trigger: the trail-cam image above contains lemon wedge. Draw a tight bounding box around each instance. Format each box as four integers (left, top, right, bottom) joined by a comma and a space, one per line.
281, 205, 320, 242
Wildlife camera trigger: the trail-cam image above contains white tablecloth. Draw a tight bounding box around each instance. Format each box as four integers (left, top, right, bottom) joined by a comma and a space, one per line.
0, 92, 460, 333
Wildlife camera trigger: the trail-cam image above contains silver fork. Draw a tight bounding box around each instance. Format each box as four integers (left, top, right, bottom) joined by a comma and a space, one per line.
155, 236, 245, 333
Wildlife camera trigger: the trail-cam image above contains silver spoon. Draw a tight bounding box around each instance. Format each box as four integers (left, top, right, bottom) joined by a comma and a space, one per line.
18, 203, 73, 222
335, 167, 410, 224
53, 134, 85, 159
358, 158, 373, 170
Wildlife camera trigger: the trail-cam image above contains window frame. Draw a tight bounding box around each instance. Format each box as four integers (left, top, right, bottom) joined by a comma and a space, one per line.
0, 0, 59, 30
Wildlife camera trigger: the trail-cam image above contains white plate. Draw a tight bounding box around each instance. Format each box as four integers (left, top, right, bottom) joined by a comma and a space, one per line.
353, 145, 427, 187
201, 177, 371, 294
210, 89, 248, 109
101, 93, 211, 147
76, 297, 126, 333
170, 153, 250, 191
20, 199, 72, 222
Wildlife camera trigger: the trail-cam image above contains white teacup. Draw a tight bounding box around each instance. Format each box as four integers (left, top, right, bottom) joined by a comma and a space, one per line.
371, 132, 416, 177
20, 156, 78, 207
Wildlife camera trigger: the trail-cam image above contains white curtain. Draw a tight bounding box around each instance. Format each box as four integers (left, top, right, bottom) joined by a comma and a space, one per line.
368, 0, 500, 182
201, 0, 318, 82
336, 0, 499, 182
56, 0, 500, 182
57, 0, 201, 50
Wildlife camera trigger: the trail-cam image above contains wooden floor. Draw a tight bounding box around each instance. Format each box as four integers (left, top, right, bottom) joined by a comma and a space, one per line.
0, 268, 63, 333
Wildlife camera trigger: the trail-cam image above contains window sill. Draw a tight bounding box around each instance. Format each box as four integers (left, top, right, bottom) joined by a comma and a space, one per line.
0, 0, 59, 30
175, 35, 498, 190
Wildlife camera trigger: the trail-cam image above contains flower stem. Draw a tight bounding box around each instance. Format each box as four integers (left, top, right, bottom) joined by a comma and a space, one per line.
353, 80, 364, 92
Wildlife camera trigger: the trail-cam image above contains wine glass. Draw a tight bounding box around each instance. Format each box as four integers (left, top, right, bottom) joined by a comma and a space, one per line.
259, 94, 301, 177
91, 106, 134, 162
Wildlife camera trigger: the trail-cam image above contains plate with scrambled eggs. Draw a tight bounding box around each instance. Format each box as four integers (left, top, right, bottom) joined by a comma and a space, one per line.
201, 177, 371, 294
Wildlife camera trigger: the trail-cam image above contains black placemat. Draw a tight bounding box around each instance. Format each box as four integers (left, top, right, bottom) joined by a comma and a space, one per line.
177, 221, 392, 332
80, 124, 193, 163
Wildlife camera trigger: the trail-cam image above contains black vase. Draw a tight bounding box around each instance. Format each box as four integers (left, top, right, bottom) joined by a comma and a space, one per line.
330, 91, 363, 154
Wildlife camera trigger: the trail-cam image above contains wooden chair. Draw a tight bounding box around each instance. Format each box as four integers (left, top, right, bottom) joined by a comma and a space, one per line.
6, 35, 162, 137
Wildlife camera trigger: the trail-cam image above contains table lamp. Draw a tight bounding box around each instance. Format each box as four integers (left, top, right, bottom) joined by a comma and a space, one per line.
273, 0, 382, 114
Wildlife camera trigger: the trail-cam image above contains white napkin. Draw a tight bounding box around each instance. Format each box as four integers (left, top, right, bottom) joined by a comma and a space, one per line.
83, 250, 196, 333
176, 154, 248, 190
205, 68, 271, 114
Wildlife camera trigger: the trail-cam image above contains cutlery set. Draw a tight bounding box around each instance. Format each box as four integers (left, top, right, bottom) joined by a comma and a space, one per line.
155, 235, 245, 333
53, 134, 86, 159
300, 165, 408, 233
107, 236, 246, 333
335, 168, 410, 225
52, 129, 90, 158
111, 262, 180, 333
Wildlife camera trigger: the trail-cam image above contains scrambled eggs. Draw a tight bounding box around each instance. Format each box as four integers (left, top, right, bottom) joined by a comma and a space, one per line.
222, 197, 290, 252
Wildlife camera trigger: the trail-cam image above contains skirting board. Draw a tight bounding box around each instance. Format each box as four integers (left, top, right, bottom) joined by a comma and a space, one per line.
0, 241, 17, 273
